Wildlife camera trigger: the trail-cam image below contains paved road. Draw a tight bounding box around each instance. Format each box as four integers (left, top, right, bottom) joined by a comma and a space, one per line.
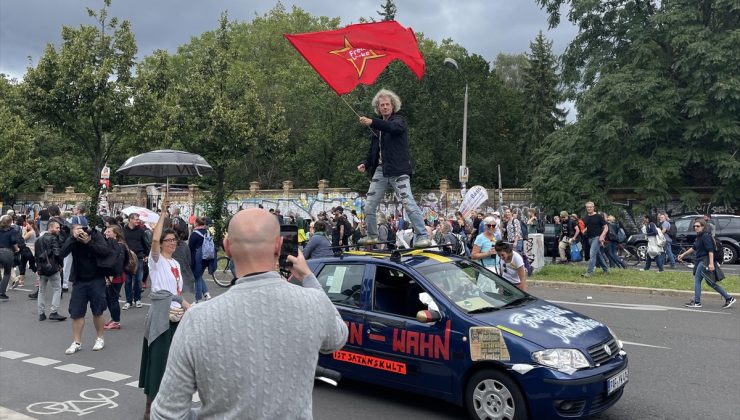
1, 276, 737, 419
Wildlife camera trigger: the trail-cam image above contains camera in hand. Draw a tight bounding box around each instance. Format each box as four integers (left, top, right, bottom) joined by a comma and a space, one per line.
279, 224, 299, 269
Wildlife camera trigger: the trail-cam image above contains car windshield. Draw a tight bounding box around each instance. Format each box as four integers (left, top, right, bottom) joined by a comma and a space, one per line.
416, 260, 529, 313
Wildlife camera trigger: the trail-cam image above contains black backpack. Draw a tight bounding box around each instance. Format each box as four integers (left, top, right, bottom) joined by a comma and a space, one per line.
668, 220, 677, 239
518, 219, 528, 240
97, 236, 125, 277
36, 235, 61, 276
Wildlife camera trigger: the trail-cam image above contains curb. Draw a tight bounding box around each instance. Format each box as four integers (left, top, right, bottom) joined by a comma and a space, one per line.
529, 280, 694, 297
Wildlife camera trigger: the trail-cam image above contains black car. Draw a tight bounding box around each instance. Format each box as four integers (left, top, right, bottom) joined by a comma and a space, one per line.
626, 214, 740, 264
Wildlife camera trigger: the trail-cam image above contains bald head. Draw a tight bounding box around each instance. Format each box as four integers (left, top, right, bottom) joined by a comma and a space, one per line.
225, 208, 282, 276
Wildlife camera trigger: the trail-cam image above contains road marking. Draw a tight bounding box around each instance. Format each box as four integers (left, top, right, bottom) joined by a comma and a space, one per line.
0, 406, 36, 419
0, 351, 30, 359
192, 393, 200, 403
126, 380, 140, 388
22, 357, 61, 367
54, 363, 95, 374
549, 300, 729, 315
87, 370, 131, 382
621, 340, 671, 349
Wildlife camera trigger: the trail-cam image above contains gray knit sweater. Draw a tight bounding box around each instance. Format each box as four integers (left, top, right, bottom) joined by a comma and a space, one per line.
151, 271, 348, 420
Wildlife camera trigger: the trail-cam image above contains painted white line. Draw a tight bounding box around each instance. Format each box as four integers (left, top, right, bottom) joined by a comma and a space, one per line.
0, 406, 36, 420
54, 363, 95, 374
0, 351, 30, 360
192, 393, 200, 403
622, 340, 671, 349
549, 300, 729, 315
126, 380, 140, 388
87, 370, 131, 382
22, 357, 61, 367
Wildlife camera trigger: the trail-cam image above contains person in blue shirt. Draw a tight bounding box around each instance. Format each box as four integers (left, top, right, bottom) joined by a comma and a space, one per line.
678, 219, 735, 309
471, 217, 501, 273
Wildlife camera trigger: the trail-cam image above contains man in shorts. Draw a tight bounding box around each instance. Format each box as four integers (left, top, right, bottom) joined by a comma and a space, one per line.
61, 224, 112, 354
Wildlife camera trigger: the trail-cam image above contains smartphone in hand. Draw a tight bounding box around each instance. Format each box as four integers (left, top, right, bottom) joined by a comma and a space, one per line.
279, 224, 299, 269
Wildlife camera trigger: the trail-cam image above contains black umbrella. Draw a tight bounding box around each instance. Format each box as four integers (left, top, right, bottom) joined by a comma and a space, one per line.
116, 149, 214, 178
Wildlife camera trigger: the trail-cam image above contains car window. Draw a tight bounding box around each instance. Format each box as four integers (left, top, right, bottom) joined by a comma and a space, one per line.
416, 261, 528, 312
675, 218, 692, 233
373, 266, 429, 318
316, 264, 365, 307
723, 217, 740, 230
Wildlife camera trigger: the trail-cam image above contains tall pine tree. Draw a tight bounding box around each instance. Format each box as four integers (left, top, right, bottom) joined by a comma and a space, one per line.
377, 0, 397, 21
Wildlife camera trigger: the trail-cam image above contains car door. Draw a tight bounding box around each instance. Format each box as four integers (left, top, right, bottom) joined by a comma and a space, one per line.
313, 262, 370, 373
361, 263, 453, 397
674, 217, 694, 247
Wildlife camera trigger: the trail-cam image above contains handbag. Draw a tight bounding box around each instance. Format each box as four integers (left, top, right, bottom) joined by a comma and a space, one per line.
570, 241, 583, 262
168, 307, 185, 323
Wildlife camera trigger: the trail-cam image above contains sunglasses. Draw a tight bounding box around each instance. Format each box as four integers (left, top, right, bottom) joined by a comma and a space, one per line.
486, 224, 496, 228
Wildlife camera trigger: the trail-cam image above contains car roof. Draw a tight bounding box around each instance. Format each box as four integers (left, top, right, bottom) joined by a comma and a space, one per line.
309, 249, 461, 270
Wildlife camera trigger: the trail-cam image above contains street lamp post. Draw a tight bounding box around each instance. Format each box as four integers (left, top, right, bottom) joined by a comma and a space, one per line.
444, 57, 469, 197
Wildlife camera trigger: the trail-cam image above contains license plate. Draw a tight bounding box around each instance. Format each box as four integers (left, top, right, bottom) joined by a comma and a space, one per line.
607, 368, 629, 395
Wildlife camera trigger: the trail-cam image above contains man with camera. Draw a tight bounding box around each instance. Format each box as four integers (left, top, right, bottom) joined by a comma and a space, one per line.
61, 224, 112, 354
151, 208, 348, 419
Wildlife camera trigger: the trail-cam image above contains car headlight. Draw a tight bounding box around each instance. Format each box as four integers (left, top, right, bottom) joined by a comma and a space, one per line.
532, 349, 590, 374
607, 326, 624, 350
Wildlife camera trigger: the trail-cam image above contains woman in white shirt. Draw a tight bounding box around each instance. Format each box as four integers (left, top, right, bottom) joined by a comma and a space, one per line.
139, 192, 190, 419
494, 241, 527, 291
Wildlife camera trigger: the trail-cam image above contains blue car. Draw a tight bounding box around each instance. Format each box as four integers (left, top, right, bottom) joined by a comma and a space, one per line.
308, 249, 628, 420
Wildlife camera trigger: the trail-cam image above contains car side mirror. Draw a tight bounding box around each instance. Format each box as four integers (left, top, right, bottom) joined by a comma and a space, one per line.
416, 309, 442, 323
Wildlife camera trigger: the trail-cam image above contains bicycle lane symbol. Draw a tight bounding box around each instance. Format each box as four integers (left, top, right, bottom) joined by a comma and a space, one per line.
26, 388, 119, 416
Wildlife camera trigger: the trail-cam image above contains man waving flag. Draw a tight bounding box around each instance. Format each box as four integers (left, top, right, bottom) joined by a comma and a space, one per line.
284, 20, 425, 95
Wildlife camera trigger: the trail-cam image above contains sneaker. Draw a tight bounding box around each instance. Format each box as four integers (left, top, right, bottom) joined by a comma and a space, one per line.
122, 302, 131, 310
39, 313, 46, 321
581, 273, 591, 278
65, 342, 82, 355
0, 294, 8, 300
135, 300, 143, 308
414, 238, 432, 248
92, 337, 105, 351
639, 268, 646, 272
48, 312, 67, 321
104, 321, 120, 330
685, 301, 702, 308
203, 292, 211, 301
358, 236, 379, 246
723, 298, 736, 309
687, 263, 695, 269
28, 291, 38, 299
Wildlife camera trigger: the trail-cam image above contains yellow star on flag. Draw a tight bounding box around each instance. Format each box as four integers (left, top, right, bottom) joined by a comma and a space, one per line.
329, 37, 386, 77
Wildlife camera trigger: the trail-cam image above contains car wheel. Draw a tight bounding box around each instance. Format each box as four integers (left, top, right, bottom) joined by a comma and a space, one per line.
465, 369, 528, 420
636, 243, 647, 261
721, 244, 737, 264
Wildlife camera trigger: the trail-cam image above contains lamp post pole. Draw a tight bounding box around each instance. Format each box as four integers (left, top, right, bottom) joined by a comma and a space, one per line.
444, 57, 469, 197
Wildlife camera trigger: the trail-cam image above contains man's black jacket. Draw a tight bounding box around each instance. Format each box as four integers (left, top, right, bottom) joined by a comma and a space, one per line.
61, 230, 111, 281
361, 113, 413, 178
124, 225, 150, 259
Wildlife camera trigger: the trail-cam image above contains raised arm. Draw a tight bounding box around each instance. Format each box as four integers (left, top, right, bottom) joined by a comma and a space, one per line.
150, 192, 168, 262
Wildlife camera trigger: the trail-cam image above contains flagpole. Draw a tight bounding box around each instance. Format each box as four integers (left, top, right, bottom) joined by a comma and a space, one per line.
339, 95, 362, 118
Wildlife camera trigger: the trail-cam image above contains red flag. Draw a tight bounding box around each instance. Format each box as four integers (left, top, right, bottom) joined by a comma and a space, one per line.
284, 21, 425, 95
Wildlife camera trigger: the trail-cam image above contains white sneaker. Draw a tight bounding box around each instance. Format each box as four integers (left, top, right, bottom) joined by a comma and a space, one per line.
92, 337, 105, 351
135, 300, 143, 308
122, 302, 131, 310
203, 293, 211, 301
65, 342, 82, 355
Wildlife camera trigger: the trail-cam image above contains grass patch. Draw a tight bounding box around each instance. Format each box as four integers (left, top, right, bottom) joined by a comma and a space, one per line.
532, 264, 740, 293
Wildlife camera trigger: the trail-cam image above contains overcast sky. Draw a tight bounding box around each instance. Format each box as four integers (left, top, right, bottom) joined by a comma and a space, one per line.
0, 0, 577, 80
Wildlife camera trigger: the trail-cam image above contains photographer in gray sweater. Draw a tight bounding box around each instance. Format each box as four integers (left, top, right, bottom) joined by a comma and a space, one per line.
151, 208, 348, 420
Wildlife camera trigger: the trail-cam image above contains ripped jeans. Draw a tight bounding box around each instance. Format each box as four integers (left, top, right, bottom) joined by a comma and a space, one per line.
363, 166, 427, 239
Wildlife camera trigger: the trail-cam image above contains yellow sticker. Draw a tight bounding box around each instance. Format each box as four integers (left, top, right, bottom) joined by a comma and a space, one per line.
469, 327, 510, 361
495, 325, 523, 337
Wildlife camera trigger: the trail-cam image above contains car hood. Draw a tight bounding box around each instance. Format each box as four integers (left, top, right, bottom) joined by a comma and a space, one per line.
472, 298, 612, 349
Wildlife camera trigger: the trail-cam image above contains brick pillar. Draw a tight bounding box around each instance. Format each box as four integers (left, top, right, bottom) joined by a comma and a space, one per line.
318, 179, 329, 194
282, 180, 293, 194
249, 181, 260, 196
439, 179, 450, 195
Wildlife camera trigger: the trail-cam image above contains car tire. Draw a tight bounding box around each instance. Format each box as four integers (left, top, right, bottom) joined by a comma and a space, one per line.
635, 242, 648, 261
464, 369, 528, 420
721, 243, 737, 264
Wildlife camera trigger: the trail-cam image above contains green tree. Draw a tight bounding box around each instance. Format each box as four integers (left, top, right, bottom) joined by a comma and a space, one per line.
22, 0, 137, 216
493, 53, 529, 90
521, 31, 567, 158
533, 0, 740, 210
378, 0, 398, 21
